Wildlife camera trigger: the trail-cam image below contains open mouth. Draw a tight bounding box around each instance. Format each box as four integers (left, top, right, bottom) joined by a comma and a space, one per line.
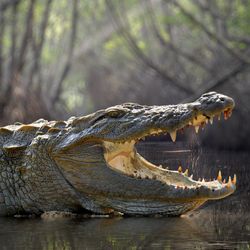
103, 107, 236, 197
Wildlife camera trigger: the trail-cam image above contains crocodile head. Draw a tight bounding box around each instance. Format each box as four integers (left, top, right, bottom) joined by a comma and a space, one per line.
52, 92, 236, 216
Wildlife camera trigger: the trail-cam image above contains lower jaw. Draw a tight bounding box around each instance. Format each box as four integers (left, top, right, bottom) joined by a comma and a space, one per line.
105, 198, 206, 216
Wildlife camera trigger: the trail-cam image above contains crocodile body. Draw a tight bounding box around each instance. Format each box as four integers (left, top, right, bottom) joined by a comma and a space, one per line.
0, 92, 236, 216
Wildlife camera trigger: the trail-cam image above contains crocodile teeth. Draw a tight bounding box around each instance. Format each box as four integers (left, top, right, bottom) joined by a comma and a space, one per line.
184, 169, 189, 176
170, 131, 177, 142
224, 110, 228, 120
195, 126, 199, 133
209, 117, 213, 125
178, 166, 182, 173
227, 176, 232, 188
217, 170, 222, 182
190, 174, 193, 179
218, 114, 221, 121
232, 174, 237, 185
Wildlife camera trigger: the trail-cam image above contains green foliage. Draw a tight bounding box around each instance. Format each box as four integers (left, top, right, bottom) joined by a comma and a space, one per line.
228, 1, 250, 35
62, 74, 86, 112
1, 0, 250, 115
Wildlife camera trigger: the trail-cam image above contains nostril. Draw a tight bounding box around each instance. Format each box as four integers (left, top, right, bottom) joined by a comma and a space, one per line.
220, 97, 225, 102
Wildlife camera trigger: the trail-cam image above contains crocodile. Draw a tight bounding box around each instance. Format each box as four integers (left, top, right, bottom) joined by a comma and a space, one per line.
0, 92, 236, 216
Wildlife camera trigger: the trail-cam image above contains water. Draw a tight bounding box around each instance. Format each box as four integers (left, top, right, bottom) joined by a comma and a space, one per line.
0, 143, 249, 250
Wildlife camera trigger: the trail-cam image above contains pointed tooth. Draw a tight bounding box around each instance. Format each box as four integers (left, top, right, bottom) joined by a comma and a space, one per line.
223, 179, 226, 184
232, 174, 237, 185
190, 174, 193, 179
178, 166, 182, 173
209, 117, 213, 125
202, 178, 205, 182
170, 131, 177, 142
205, 119, 209, 124
195, 126, 199, 134
189, 121, 193, 125
184, 169, 189, 176
159, 164, 163, 168
227, 176, 232, 188
218, 114, 221, 121
217, 170, 222, 182
198, 178, 201, 182
224, 111, 228, 120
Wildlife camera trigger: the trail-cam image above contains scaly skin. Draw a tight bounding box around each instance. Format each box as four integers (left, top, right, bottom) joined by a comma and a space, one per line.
0, 92, 236, 216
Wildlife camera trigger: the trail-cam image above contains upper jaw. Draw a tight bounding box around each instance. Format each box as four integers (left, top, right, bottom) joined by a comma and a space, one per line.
102, 102, 234, 144
100, 94, 234, 144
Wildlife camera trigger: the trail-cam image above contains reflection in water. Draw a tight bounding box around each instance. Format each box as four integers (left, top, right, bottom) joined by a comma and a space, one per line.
0, 145, 249, 250
0, 211, 249, 249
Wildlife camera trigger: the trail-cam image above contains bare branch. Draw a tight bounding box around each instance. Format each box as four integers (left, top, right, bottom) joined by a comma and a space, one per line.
4, 2, 19, 102
72, 0, 162, 61
8, 3, 18, 81
194, 0, 225, 20
27, 0, 53, 88
50, 0, 78, 104
0, 0, 21, 11
17, 0, 36, 72
105, 0, 193, 95
194, 0, 250, 46
0, 7, 5, 88
146, 1, 211, 72
172, 0, 250, 64
182, 61, 249, 103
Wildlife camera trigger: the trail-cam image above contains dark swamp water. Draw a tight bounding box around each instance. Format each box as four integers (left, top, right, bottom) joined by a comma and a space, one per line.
0, 142, 250, 250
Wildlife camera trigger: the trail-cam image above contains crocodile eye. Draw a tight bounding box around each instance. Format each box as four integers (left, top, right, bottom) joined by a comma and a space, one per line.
108, 110, 124, 118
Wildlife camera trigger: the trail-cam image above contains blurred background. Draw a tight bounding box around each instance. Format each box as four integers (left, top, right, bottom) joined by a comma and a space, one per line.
0, 0, 249, 149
